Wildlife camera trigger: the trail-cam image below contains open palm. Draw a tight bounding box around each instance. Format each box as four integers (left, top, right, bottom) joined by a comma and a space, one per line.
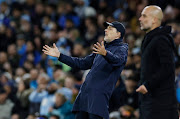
42, 43, 60, 58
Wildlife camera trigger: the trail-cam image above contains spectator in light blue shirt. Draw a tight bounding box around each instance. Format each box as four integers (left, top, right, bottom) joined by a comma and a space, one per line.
29, 84, 48, 103
29, 83, 48, 114
40, 83, 58, 116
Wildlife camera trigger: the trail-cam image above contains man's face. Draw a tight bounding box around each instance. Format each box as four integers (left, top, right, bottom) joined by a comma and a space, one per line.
55, 95, 63, 106
125, 80, 136, 89
104, 26, 120, 42
139, 8, 154, 32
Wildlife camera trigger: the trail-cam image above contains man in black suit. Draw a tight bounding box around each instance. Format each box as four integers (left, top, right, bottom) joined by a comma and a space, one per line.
136, 5, 179, 119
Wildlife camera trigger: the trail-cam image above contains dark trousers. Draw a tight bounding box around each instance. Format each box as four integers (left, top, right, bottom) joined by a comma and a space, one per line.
75, 111, 103, 119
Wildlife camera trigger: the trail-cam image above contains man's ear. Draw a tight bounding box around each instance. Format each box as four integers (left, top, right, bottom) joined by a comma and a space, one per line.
153, 17, 157, 24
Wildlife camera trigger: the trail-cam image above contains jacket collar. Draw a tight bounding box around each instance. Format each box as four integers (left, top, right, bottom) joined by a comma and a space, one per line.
145, 26, 171, 39
105, 38, 123, 48
141, 26, 172, 53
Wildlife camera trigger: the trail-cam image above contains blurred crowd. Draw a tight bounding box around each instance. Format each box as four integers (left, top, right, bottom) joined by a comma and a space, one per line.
0, 0, 180, 119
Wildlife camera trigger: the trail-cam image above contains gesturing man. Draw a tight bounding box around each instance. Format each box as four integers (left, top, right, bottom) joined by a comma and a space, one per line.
42, 21, 128, 119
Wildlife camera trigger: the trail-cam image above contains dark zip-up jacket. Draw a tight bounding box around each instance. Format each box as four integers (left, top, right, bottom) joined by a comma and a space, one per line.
58, 38, 128, 119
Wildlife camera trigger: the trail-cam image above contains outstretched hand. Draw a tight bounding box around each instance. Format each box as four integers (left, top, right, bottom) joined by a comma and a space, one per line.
93, 41, 107, 56
42, 43, 60, 58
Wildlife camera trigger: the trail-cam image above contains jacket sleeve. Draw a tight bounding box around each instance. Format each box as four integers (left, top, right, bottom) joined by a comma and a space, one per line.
58, 53, 96, 70
143, 36, 175, 92
103, 46, 128, 67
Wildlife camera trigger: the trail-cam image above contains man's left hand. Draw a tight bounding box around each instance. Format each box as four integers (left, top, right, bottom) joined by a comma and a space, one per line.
93, 41, 107, 56
136, 85, 148, 94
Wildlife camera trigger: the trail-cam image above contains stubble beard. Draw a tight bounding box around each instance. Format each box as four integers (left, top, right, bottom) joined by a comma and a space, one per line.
140, 26, 150, 32
104, 36, 109, 43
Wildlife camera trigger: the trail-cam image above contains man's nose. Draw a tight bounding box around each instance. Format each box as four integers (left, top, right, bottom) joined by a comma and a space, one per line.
139, 17, 142, 21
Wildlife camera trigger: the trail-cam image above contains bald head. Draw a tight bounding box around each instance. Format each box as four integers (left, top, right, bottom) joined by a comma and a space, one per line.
139, 5, 164, 32
144, 5, 163, 23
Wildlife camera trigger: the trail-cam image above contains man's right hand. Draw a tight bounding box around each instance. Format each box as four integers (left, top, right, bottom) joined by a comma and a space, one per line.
136, 85, 148, 94
42, 43, 60, 58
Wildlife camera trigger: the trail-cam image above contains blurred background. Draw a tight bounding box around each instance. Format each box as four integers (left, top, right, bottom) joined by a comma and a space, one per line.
0, 0, 180, 119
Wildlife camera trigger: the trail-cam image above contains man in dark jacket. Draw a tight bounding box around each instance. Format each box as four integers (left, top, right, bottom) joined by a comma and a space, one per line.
42, 21, 128, 119
136, 5, 179, 119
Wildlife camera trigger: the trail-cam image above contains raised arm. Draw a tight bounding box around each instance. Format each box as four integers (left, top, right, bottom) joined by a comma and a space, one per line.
42, 43, 96, 70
